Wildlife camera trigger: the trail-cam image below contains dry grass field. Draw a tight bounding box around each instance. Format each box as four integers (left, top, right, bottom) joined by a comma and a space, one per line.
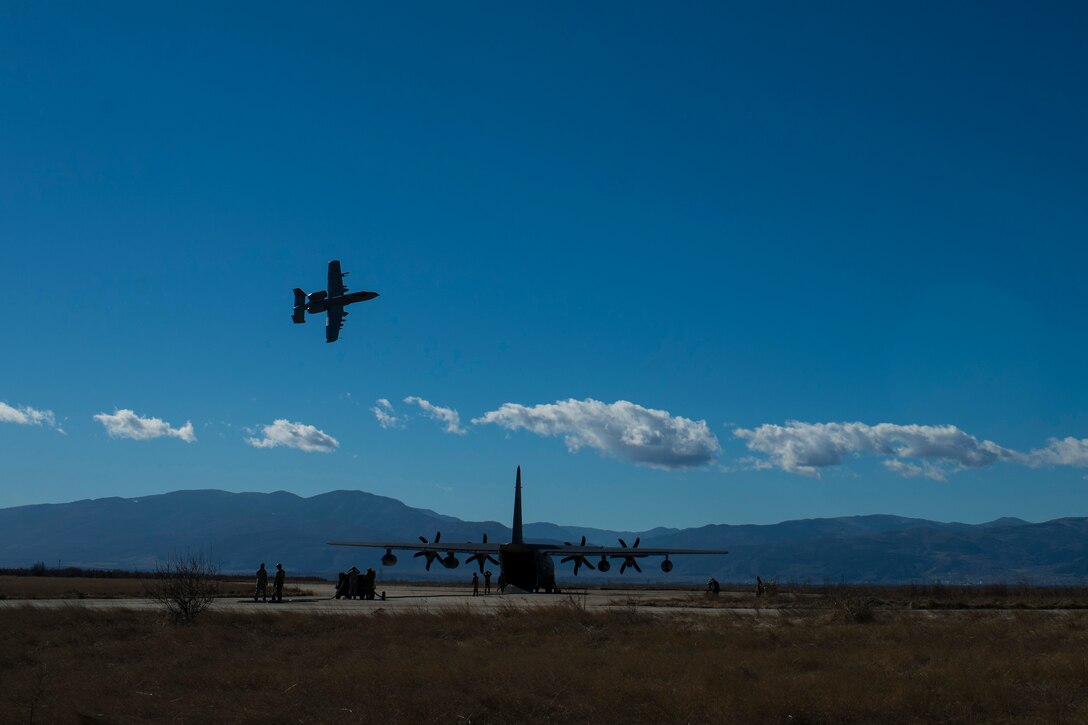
3, 601, 1088, 723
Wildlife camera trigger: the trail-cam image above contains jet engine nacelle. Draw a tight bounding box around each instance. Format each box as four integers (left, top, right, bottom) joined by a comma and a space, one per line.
660, 559, 674, 573
442, 553, 460, 569
597, 557, 611, 573
306, 290, 328, 313
381, 549, 397, 567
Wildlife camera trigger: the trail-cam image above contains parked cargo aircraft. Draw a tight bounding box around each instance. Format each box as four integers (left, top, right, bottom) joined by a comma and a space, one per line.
292, 260, 379, 343
328, 467, 728, 593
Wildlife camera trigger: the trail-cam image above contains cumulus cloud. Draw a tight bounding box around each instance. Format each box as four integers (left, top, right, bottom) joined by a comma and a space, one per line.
882, 459, 948, 482
93, 409, 196, 443
404, 396, 466, 435
1028, 437, 1088, 468
246, 419, 338, 453
472, 398, 721, 469
0, 401, 57, 429
371, 398, 404, 429
734, 421, 1018, 478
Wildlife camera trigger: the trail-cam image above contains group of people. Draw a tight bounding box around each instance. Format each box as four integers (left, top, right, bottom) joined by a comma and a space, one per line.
254, 562, 286, 603
470, 570, 497, 596
336, 566, 378, 600
705, 576, 770, 597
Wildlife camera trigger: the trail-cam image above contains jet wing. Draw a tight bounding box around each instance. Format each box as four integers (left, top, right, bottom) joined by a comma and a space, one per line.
328, 540, 502, 554
328, 259, 347, 297
326, 306, 344, 343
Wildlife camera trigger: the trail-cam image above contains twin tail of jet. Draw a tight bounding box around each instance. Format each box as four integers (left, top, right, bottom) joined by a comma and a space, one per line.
293, 259, 379, 343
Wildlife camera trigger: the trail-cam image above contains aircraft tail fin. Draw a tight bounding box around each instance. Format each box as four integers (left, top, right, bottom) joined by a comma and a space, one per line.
292, 288, 307, 324
512, 465, 524, 545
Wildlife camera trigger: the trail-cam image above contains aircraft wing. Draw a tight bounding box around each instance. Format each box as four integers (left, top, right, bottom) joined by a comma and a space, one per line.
328, 259, 347, 297
328, 540, 502, 554
540, 545, 728, 557
326, 306, 344, 343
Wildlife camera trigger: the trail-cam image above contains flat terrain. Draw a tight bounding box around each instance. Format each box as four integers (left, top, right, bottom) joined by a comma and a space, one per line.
0, 581, 759, 615
4, 581, 1088, 722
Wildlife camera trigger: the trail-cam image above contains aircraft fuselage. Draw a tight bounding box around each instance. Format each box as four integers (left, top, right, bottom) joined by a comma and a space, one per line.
498, 543, 558, 593
303, 290, 379, 315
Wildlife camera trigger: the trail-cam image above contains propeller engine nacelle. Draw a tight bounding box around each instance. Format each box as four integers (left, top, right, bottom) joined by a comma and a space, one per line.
618, 537, 644, 574
414, 532, 442, 571
660, 558, 673, 573
442, 553, 460, 569
597, 557, 611, 573
381, 549, 397, 567
560, 536, 597, 576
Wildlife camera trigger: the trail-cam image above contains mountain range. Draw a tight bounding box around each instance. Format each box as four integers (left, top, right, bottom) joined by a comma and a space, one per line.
1, 489, 1086, 585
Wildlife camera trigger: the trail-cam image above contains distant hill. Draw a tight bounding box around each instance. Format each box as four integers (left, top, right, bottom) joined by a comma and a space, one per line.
0, 489, 1085, 585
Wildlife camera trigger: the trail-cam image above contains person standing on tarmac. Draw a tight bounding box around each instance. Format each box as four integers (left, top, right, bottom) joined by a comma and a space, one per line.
273, 563, 285, 603
484, 570, 492, 594
348, 566, 360, 600
255, 563, 268, 602
472, 572, 480, 596
364, 568, 376, 600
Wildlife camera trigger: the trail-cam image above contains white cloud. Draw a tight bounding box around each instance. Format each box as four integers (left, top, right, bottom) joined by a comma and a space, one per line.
93, 409, 196, 443
733, 421, 1018, 478
0, 401, 57, 429
472, 398, 721, 469
404, 396, 466, 435
246, 419, 338, 453
882, 459, 947, 482
1028, 437, 1088, 468
371, 398, 404, 429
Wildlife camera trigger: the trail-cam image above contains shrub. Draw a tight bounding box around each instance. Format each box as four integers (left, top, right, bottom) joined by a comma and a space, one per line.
147, 550, 220, 623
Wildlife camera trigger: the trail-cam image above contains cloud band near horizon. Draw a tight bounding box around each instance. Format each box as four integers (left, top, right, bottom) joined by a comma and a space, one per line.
246, 419, 338, 453
472, 398, 721, 469
0, 401, 57, 430
93, 409, 196, 443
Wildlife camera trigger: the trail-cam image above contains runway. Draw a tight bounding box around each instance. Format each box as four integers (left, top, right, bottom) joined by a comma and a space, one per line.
0, 583, 771, 615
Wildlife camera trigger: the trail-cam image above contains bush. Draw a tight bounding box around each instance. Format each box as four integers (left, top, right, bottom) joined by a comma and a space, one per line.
147, 550, 220, 623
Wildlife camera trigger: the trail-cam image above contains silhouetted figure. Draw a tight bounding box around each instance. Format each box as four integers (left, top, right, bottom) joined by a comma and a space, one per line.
472, 572, 480, 596
484, 570, 492, 594
498, 573, 506, 594
335, 571, 348, 599
707, 577, 720, 596
273, 563, 285, 602
348, 566, 360, 600
364, 568, 377, 600
756, 575, 765, 597
255, 563, 268, 602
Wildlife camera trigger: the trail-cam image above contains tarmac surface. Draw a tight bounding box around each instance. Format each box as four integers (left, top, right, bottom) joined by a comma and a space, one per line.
0, 583, 771, 615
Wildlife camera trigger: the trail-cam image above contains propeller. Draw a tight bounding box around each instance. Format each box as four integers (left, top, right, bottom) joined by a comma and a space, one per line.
617, 537, 644, 574
414, 531, 443, 571
466, 533, 501, 573
560, 536, 597, 576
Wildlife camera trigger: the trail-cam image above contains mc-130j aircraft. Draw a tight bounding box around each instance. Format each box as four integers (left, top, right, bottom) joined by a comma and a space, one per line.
329, 467, 729, 593
293, 260, 379, 343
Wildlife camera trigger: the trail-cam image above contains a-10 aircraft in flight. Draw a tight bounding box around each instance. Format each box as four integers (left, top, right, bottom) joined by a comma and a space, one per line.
329, 467, 729, 593
293, 260, 379, 343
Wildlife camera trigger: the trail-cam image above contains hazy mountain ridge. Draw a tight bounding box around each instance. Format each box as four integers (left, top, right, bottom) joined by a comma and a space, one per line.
0, 490, 1085, 584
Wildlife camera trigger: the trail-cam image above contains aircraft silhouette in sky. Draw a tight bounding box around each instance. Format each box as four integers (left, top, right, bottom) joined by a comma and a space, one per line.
293, 260, 379, 342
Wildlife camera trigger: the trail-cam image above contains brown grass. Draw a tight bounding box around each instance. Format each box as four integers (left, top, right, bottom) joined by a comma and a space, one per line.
2, 604, 1088, 723
635, 583, 1088, 612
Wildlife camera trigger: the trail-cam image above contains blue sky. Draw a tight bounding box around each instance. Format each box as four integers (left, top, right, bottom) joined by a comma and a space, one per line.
2, 2, 1087, 530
